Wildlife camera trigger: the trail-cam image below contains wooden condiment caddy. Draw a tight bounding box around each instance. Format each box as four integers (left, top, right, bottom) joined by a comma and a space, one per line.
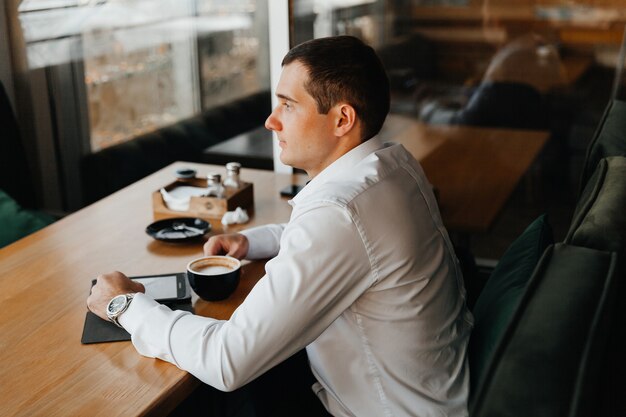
152, 177, 254, 220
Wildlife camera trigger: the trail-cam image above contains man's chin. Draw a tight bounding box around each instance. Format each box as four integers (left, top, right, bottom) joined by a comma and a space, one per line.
278, 155, 301, 171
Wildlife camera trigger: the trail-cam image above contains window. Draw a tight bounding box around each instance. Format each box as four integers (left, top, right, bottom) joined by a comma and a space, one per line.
18, 0, 269, 151
292, 0, 626, 260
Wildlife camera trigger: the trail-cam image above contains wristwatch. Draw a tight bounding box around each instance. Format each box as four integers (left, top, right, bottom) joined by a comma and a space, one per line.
106, 293, 135, 328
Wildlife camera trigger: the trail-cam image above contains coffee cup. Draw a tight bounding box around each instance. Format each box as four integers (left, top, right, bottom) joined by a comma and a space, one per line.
186, 256, 241, 301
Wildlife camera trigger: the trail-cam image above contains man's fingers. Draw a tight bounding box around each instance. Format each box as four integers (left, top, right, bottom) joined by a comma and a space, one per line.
204, 237, 227, 256
132, 281, 145, 293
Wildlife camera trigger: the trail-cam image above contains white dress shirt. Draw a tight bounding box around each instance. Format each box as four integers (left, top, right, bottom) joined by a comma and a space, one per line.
121, 137, 473, 417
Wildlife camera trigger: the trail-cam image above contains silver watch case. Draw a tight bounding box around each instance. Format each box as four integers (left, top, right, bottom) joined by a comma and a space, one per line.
106, 293, 135, 328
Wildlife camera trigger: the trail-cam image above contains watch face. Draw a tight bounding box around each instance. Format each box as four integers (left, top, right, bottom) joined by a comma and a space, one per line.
107, 295, 127, 314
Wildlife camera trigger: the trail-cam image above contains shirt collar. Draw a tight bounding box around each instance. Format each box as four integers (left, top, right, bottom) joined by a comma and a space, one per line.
290, 136, 384, 206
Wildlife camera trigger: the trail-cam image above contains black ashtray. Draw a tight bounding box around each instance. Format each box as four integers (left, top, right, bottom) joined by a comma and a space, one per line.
175, 168, 197, 179
146, 217, 210, 242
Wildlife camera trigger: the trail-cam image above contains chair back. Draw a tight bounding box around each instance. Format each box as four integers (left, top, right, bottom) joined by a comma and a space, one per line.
471, 243, 621, 417
468, 214, 553, 407
568, 156, 626, 257
578, 99, 626, 192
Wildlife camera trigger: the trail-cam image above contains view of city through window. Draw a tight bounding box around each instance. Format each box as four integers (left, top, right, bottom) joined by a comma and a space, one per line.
18, 0, 270, 151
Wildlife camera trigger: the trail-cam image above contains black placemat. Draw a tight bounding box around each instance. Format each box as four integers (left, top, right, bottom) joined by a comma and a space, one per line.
81, 301, 193, 344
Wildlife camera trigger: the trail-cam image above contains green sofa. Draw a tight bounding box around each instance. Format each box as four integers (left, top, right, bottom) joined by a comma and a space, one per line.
578, 99, 626, 192
0, 189, 55, 248
0, 81, 57, 247
468, 156, 626, 416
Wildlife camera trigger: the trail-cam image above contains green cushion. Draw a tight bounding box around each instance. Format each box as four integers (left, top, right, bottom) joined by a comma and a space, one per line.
469, 214, 553, 402
567, 156, 626, 255
471, 244, 620, 417
579, 99, 626, 191
0, 189, 54, 248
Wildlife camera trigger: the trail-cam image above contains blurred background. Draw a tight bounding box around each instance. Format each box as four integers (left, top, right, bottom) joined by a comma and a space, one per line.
2, 0, 626, 259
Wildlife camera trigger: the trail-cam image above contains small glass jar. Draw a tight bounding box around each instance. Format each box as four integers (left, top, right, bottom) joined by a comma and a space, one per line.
206, 173, 224, 198
175, 167, 196, 180
223, 162, 242, 189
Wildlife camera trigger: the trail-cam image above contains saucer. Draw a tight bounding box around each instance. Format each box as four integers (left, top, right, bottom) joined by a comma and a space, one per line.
146, 217, 210, 242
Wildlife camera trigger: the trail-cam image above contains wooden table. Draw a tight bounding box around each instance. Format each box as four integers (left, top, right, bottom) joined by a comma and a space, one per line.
381, 114, 549, 234
0, 163, 305, 417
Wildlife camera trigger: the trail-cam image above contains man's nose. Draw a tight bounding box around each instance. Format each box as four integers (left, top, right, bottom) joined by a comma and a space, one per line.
265, 109, 282, 132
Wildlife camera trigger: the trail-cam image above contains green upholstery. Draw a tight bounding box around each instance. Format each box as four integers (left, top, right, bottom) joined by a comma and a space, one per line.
0, 81, 37, 208
579, 99, 626, 191
563, 156, 626, 416
471, 244, 620, 417
0, 189, 55, 248
468, 214, 553, 404
567, 156, 626, 255
468, 101, 626, 417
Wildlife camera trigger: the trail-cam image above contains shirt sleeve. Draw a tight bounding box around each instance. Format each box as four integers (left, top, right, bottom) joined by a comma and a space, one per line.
119, 204, 374, 391
239, 223, 285, 259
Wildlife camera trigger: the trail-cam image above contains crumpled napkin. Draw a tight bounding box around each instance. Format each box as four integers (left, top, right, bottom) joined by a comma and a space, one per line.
221, 207, 249, 225
160, 186, 207, 211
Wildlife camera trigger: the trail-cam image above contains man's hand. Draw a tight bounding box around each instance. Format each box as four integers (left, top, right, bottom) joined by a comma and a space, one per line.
204, 233, 249, 259
87, 271, 146, 321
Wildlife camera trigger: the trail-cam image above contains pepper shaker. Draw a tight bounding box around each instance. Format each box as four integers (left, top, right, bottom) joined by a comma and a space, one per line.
206, 173, 224, 198
223, 162, 242, 189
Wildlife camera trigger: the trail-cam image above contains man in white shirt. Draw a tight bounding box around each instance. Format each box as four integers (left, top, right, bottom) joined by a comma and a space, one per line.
88, 35, 473, 417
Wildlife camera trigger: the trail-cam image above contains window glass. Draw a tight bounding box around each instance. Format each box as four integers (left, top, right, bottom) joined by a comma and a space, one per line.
18, 0, 269, 151
292, 0, 624, 260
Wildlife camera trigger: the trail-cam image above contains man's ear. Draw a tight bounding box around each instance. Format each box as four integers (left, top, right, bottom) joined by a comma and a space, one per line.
333, 103, 357, 137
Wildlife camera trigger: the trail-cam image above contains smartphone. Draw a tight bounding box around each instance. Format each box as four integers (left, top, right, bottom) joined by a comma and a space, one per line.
280, 184, 304, 198
130, 273, 191, 303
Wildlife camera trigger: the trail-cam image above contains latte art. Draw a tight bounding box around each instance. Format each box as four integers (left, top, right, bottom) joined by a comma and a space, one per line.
194, 265, 233, 275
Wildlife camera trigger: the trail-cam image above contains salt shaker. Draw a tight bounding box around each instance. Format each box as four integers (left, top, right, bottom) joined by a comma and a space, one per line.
206, 173, 224, 198
223, 162, 242, 189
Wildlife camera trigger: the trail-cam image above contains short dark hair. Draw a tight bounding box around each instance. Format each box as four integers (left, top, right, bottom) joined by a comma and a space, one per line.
282, 36, 390, 142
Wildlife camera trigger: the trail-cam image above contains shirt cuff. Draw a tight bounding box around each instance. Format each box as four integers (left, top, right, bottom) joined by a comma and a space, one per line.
240, 224, 284, 259
118, 292, 159, 334
117, 292, 193, 364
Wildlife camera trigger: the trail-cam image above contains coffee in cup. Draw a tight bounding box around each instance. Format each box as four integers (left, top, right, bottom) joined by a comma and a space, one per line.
186, 256, 241, 301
